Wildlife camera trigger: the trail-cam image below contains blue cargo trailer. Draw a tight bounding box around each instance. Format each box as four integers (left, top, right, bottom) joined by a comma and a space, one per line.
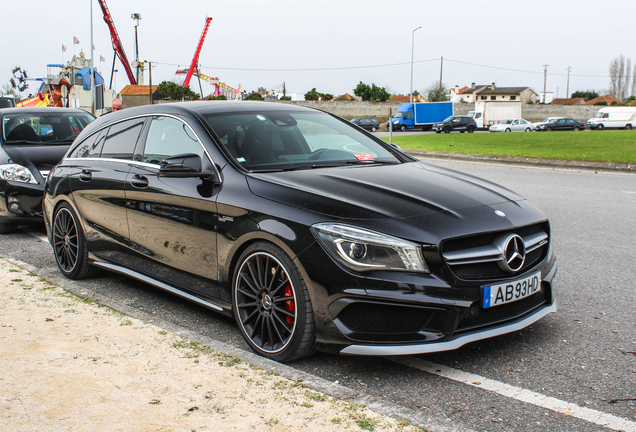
387, 102, 453, 131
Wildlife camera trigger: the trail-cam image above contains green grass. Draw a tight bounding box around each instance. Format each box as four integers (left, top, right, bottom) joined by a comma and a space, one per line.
383, 130, 636, 164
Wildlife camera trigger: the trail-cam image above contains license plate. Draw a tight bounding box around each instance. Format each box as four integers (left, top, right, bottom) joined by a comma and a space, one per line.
483, 272, 541, 308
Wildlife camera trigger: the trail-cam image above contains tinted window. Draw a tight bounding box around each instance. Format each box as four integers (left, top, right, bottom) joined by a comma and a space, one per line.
2, 112, 94, 144
100, 118, 144, 160
142, 116, 205, 164
69, 128, 108, 158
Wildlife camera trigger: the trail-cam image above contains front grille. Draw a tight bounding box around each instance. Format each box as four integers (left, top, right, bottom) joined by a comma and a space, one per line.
441, 223, 549, 280
337, 302, 433, 334
456, 290, 547, 332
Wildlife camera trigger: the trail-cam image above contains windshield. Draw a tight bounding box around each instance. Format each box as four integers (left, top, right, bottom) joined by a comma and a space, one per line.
540, 118, 558, 123
2, 112, 94, 144
392, 112, 406, 119
500, 119, 514, 124
203, 110, 400, 171
442, 116, 454, 122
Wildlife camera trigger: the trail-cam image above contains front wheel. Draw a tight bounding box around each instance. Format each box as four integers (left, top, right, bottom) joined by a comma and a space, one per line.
443, 127, 451, 134
399, 125, 407, 132
546, 127, 553, 131
505, 128, 511, 133
52, 202, 97, 279
625, 124, 632, 130
597, 124, 604, 130
525, 128, 531, 132
371, 126, 377, 132
233, 242, 315, 362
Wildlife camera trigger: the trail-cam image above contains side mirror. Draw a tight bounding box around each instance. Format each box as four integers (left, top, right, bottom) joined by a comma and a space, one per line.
159, 153, 219, 182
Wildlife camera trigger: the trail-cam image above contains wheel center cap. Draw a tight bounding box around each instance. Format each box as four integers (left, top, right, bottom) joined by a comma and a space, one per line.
262, 293, 273, 311
64, 234, 70, 246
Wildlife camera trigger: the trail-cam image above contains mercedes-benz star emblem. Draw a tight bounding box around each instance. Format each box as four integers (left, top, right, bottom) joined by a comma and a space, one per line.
498, 234, 526, 273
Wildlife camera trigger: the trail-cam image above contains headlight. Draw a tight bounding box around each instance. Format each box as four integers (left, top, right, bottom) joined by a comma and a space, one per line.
393, 120, 399, 124
0, 164, 38, 184
311, 223, 429, 273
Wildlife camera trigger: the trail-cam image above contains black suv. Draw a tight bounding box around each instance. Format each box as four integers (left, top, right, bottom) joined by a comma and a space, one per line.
0, 97, 16, 108
433, 116, 477, 133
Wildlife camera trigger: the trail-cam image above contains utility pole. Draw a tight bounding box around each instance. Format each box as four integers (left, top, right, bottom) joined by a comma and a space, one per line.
542, 64, 549, 103
566, 66, 572, 99
410, 26, 421, 103
90, 0, 95, 114
132, 13, 141, 84
148, 61, 152, 105
439, 56, 444, 92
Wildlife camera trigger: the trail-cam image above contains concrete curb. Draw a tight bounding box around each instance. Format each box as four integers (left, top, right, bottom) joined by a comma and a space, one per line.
404, 150, 636, 173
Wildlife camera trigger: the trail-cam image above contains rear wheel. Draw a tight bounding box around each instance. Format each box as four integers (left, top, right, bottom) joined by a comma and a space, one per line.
233, 242, 315, 362
546, 127, 553, 131
467, 126, 475, 133
574, 126, 581, 131
371, 126, 377, 132
525, 128, 531, 132
505, 128, 511, 133
626, 124, 632, 130
0, 223, 17, 234
52, 202, 97, 279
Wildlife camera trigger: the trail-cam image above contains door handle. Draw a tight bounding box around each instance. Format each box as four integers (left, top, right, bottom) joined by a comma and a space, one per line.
130, 175, 149, 188
79, 170, 92, 182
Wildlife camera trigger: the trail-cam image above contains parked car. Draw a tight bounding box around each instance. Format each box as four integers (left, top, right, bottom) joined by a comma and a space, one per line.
0, 107, 94, 234
535, 118, 586, 131
532, 117, 563, 131
0, 96, 16, 108
489, 118, 534, 132
44, 101, 557, 361
432, 116, 477, 133
350, 117, 380, 132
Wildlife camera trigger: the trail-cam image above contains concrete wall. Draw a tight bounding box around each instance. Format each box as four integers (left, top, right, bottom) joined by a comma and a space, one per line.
277, 101, 599, 123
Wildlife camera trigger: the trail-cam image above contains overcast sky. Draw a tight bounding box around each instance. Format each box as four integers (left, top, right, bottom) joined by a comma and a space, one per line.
2, 0, 635, 99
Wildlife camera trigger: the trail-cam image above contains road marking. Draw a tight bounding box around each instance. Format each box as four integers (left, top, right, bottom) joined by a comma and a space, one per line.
20, 227, 50, 244
391, 357, 636, 432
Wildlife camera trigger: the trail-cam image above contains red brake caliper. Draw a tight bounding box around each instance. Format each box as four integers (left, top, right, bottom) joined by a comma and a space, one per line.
284, 284, 295, 325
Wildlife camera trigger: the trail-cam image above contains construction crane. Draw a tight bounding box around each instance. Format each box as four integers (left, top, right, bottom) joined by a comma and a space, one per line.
97, 0, 137, 86
183, 17, 212, 88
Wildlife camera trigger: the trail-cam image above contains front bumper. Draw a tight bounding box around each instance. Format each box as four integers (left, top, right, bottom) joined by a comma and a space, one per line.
0, 180, 46, 225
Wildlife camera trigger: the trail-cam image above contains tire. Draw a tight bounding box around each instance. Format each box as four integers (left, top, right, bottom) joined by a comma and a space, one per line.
399, 125, 407, 132
546, 127, 553, 131
626, 124, 632, 130
459, 131, 465, 133
443, 127, 451, 134
525, 128, 531, 132
435, 130, 441, 134
574, 126, 581, 131
371, 126, 377, 132
52, 202, 97, 279
232, 242, 315, 362
0, 222, 17, 234
467, 126, 475, 133
597, 124, 604, 130
505, 128, 511, 133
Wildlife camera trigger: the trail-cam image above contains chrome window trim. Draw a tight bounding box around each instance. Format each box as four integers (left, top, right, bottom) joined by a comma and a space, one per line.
64, 112, 221, 183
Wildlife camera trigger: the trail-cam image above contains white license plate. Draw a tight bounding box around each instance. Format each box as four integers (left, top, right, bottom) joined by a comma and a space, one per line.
483, 272, 541, 308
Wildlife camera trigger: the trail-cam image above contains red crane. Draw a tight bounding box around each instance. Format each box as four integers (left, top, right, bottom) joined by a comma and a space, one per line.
183, 17, 213, 88
98, 0, 137, 85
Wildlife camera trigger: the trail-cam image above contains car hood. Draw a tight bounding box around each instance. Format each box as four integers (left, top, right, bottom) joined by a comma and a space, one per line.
1, 143, 69, 171
246, 161, 526, 221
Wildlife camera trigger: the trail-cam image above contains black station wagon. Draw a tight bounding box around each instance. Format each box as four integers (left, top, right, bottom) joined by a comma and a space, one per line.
44, 101, 557, 361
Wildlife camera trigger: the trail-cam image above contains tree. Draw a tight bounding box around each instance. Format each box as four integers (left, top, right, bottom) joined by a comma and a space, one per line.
571, 90, 599, 101
304, 88, 320, 101
424, 81, 450, 102
209, 95, 227, 100
608, 55, 631, 101
155, 81, 200, 101
244, 92, 264, 101
353, 81, 391, 102
320, 93, 334, 101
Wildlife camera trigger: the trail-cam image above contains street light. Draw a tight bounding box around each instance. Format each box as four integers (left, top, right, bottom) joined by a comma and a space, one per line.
410, 26, 422, 103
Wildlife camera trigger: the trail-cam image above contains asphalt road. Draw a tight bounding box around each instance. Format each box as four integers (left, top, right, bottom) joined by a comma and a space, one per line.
2, 159, 635, 432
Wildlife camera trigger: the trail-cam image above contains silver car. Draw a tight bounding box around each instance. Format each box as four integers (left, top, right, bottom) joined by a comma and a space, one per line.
489, 118, 534, 132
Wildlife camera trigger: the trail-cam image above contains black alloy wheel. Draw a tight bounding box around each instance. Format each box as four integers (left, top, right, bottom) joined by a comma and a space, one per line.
233, 242, 315, 362
468, 126, 475, 133
52, 202, 96, 279
443, 126, 451, 133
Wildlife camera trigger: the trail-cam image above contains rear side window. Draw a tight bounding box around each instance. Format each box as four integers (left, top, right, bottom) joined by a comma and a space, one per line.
69, 128, 108, 158
100, 118, 145, 160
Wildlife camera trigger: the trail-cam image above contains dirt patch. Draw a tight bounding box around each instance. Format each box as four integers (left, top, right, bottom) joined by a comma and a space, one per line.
0, 259, 424, 431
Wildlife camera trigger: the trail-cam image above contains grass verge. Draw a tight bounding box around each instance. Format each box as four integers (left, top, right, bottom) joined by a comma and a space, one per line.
382, 130, 636, 164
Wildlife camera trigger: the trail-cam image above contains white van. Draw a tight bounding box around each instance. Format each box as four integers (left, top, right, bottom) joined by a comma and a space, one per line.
587, 107, 636, 130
